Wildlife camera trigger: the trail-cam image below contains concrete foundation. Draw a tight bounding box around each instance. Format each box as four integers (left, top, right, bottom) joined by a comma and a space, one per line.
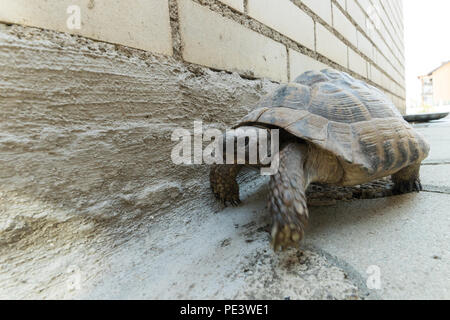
0, 24, 276, 298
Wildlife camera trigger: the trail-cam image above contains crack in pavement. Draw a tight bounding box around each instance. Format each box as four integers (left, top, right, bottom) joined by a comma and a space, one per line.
422, 185, 450, 195
422, 161, 450, 166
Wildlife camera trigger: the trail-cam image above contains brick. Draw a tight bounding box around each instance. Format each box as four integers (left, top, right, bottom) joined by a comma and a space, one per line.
381, 74, 394, 92
178, 0, 288, 82
374, 48, 389, 72
248, 0, 314, 50
332, 4, 357, 46
348, 48, 367, 77
357, 31, 373, 60
289, 49, 327, 80
301, 0, 332, 25
218, 0, 244, 12
369, 64, 382, 86
0, 0, 173, 55
372, 32, 389, 61
316, 23, 348, 67
394, 83, 403, 97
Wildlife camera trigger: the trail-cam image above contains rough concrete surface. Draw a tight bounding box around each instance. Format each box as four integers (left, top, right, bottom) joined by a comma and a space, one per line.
0, 24, 448, 300
0, 23, 277, 299
81, 178, 366, 300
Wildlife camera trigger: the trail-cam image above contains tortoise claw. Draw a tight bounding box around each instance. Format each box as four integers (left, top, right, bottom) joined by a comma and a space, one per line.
392, 164, 423, 195
415, 180, 423, 192
271, 222, 304, 252
393, 178, 422, 194
229, 199, 241, 207
222, 198, 241, 207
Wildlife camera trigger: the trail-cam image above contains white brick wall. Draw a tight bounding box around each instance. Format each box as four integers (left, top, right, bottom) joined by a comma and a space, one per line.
335, 0, 347, 10
218, 0, 244, 12
0, 0, 406, 113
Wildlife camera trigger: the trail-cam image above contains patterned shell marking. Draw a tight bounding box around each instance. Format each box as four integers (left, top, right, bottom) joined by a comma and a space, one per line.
236, 69, 430, 180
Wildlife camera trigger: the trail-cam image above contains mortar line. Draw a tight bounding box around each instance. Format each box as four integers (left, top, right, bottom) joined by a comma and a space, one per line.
330, 0, 334, 27
243, 0, 248, 14
313, 21, 317, 52
168, 0, 183, 59
286, 46, 291, 83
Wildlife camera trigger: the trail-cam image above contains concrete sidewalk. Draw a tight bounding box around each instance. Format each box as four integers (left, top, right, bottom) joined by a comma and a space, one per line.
81, 118, 450, 300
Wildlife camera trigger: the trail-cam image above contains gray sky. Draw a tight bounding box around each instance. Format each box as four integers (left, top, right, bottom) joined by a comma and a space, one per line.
404, 0, 450, 107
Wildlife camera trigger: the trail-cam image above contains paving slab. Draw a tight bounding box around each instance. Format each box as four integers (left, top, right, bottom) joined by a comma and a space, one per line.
421, 164, 450, 191
304, 192, 450, 299
414, 122, 450, 164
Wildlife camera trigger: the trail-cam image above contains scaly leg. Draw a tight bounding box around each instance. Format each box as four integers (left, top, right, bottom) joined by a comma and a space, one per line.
269, 142, 310, 251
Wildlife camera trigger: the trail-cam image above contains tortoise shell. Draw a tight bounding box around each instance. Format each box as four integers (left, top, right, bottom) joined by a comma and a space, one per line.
236, 69, 430, 185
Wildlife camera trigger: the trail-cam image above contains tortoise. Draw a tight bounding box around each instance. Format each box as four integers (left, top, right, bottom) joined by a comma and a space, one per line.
210, 69, 430, 251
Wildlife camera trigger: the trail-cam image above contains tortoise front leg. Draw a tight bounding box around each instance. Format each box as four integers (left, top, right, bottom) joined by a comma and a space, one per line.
392, 163, 422, 194
210, 164, 243, 206
269, 143, 310, 251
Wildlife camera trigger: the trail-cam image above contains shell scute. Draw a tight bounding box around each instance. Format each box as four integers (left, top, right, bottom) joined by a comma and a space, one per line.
236, 69, 430, 180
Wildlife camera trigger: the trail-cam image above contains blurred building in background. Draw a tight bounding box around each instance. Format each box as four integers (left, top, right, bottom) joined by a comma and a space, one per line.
419, 61, 450, 107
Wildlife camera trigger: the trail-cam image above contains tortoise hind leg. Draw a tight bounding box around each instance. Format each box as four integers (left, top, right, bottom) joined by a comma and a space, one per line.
269, 143, 310, 251
392, 163, 422, 194
210, 164, 242, 206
